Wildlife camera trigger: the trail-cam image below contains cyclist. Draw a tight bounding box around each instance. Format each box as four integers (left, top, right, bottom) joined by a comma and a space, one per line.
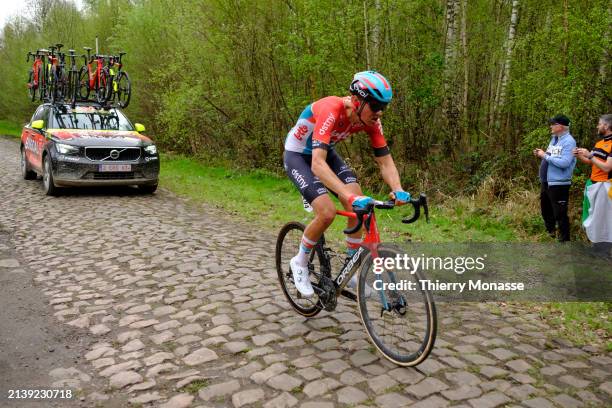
284, 71, 410, 297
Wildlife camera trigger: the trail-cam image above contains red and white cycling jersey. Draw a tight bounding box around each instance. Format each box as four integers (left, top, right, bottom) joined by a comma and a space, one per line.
284, 96, 389, 156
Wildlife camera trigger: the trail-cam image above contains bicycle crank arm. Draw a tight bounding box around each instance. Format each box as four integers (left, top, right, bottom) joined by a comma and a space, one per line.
339, 289, 357, 302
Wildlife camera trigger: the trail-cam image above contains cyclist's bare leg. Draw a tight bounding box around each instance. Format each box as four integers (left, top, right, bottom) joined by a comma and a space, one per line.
303, 194, 337, 244
291, 194, 336, 295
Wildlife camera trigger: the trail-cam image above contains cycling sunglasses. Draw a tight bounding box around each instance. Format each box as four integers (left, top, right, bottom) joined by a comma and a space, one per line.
367, 99, 388, 113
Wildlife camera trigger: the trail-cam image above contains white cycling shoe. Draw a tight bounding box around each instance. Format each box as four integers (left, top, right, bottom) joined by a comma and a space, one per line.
347, 275, 373, 298
290, 256, 314, 298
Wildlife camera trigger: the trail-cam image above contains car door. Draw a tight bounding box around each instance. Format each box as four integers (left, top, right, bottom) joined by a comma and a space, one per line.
23, 106, 44, 172
27, 105, 49, 172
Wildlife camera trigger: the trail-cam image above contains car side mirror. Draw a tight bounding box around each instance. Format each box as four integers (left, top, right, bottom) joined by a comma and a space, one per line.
135, 123, 146, 132
31, 120, 44, 130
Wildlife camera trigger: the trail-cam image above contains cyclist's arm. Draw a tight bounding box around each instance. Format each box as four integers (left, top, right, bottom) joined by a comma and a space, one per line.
374, 154, 403, 192
366, 121, 402, 192
312, 148, 353, 201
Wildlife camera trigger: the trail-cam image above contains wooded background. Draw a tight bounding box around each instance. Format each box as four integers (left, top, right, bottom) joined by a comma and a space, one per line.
1, 0, 610, 195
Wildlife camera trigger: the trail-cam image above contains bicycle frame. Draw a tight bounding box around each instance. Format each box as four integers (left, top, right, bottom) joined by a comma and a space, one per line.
87, 56, 104, 89
108, 55, 122, 93
314, 195, 429, 309
27, 52, 44, 87
276, 194, 434, 366
330, 210, 380, 289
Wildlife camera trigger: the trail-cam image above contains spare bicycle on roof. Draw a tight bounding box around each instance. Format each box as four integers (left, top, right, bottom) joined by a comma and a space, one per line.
26, 43, 132, 109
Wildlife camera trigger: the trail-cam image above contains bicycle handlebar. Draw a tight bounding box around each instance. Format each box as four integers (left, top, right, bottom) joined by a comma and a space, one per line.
402, 193, 429, 224
342, 194, 429, 235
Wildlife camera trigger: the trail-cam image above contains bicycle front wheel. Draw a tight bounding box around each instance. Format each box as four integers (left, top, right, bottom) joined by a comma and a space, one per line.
275, 222, 324, 317
358, 244, 437, 366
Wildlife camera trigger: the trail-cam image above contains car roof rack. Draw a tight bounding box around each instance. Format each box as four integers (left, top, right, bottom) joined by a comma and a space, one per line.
47, 100, 116, 110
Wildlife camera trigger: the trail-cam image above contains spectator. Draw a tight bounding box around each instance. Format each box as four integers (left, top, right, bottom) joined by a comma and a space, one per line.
573, 113, 612, 255
533, 114, 577, 242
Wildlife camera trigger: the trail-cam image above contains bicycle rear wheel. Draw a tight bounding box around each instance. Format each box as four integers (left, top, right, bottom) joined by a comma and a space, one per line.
275, 222, 324, 317
56, 69, 68, 102
49, 67, 57, 104
76, 66, 90, 101
116, 71, 131, 108
68, 69, 77, 107
358, 244, 437, 366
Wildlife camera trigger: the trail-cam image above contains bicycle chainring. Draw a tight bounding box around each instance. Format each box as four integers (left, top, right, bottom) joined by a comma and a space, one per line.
317, 275, 337, 312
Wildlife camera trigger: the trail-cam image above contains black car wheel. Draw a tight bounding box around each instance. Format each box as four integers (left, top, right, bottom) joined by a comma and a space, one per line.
21, 147, 37, 180
42, 155, 60, 196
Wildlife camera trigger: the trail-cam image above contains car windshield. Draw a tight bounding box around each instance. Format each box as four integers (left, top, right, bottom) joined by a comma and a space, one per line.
50, 106, 134, 131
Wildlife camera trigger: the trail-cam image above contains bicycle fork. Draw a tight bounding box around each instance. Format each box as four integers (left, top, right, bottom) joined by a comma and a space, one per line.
373, 261, 408, 317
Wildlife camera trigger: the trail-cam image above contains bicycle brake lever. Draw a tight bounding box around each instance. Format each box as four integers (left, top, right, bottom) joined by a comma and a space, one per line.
402, 193, 428, 224
343, 207, 366, 234
422, 194, 430, 223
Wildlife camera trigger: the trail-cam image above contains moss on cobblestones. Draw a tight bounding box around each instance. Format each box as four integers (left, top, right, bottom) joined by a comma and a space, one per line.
214, 395, 229, 403
383, 384, 405, 393
526, 368, 545, 387
467, 365, 481, 375
180, 379, 209, 394
362, 397, 377, 406
161, 341, 178, 352
321, 326, 344, 335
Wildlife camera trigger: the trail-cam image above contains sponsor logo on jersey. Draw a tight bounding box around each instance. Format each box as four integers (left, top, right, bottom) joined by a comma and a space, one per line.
319, 113, 335, 136
293, 125, 309, 141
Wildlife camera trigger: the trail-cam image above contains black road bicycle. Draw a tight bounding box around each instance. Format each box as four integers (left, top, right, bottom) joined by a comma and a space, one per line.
276, 195, 437, 366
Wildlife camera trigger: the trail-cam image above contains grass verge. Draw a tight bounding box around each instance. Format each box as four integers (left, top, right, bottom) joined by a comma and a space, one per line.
0, 119, 22, 138
536, 302, 611, 351
159, 153, 521, 244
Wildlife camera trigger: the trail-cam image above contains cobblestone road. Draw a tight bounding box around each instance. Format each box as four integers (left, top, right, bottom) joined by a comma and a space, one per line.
1, 137, 610, 407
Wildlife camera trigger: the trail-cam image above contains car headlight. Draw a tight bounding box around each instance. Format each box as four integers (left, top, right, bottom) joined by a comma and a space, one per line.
144, 145, 157, 155
56, 143, 79, 155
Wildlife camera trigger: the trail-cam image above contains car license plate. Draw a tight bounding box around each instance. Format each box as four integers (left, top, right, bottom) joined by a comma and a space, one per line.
99, 164, 131, 172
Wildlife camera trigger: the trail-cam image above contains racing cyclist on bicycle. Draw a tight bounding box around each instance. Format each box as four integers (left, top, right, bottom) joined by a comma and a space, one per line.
284, 71, 410, 297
